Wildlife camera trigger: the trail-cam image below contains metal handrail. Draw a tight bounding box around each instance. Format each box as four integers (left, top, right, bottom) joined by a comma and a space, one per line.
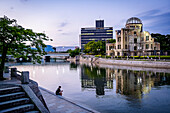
16, 70, 22, 73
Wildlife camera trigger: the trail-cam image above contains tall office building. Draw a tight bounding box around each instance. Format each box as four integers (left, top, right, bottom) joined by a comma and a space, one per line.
80, 20, 113, 50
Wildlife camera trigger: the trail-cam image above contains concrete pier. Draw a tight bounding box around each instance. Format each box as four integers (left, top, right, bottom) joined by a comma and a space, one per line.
40, 87, 99, 113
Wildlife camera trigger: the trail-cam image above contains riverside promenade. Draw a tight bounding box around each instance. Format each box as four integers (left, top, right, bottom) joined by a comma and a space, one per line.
40, 87, 99, 113
0, 77, 99, 113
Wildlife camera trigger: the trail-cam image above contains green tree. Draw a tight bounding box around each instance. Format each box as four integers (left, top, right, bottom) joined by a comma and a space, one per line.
151, 33, 170, 51
68, 48, 80, 57
0, 16, 50, 79
107, 39, 116, 43
83, 41, 106, 55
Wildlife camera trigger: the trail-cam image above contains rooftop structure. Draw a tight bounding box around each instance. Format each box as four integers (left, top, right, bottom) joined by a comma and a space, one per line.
80, 20, 113, 50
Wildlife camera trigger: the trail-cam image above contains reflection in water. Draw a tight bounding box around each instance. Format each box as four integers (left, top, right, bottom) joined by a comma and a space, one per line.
13, 62, 170, 113
81, 65, 108, 95
79, 63, 170, 98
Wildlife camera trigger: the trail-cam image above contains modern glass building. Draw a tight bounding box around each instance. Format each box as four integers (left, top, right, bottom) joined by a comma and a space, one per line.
80, 20, 113, 50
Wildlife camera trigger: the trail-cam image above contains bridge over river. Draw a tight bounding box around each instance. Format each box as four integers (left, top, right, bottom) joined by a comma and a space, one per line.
1, 53, 70, 63
43, 53, 70, 62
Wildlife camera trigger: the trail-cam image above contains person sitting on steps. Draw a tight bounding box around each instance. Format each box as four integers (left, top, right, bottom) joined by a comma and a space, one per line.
56, 86, 63, 96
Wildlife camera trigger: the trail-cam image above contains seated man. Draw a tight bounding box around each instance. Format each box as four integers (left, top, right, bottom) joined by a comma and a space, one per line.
56, 86, 63, 96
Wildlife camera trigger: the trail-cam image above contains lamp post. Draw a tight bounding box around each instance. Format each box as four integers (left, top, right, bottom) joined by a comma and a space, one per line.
97, 48, 100, 55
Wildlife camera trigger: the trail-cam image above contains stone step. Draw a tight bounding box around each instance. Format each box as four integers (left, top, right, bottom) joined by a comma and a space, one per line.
0, 104, 35, 113
0, 92, 25, 102
25, 111, 39, 113
0, 98, 30, 110
0, 86, 22, 95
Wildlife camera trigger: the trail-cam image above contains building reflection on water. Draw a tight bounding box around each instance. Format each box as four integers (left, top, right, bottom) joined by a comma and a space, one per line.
79, 64, 170, 98
80, 64, 110, 95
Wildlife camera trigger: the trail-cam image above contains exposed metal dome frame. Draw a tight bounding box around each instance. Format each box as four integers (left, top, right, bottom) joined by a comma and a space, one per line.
126, 17, 142, 24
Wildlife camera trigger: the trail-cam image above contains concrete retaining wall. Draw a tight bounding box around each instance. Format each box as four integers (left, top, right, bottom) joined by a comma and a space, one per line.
80, 57, 170, 69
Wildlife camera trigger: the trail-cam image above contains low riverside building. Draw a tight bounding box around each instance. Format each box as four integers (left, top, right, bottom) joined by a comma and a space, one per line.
106, 43, 116, 56
106, 17, 160, 56
80, 20, 113, 50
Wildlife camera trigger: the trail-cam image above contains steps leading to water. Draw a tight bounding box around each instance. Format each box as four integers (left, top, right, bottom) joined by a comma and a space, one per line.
0, 85, 39, 113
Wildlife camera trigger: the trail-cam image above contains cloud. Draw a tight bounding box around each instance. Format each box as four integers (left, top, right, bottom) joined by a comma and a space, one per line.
136, 9, 170, 34
10, 7, 14, 10
57, 29, 63, 32
61, 33, 70, 35
20, 0, 28, 2
137, 9, 160, 18
58, 22, 69, 28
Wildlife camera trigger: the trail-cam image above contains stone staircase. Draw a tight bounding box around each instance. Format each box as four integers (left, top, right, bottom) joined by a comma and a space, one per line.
0, 85, 39, 113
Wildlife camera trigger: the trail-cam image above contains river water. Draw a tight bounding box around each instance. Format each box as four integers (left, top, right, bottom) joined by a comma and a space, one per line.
13, 61, 170, 113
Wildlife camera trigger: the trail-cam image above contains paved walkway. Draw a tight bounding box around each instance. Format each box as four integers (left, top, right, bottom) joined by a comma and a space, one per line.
40, 88, 98, 113
0, 77, 99, 113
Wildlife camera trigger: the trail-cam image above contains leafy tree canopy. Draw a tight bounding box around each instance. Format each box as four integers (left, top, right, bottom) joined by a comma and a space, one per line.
68, 48, 81, 57
151, 33, 170, 51
83, 41, 106, 55
107, 39, 116, 43
0, 16, 51, 79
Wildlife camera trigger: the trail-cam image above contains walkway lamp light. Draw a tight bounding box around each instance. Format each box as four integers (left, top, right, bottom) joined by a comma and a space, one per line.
97, 49, 100, 55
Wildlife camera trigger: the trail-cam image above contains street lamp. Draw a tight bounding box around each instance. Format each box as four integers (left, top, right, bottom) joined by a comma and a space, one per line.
97, 49, 100, 55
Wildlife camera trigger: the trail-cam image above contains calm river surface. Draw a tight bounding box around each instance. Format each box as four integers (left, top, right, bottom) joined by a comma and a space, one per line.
12, 61, 170, 113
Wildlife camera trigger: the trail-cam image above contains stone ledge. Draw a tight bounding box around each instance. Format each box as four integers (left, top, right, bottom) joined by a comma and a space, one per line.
21, 85, 49, 113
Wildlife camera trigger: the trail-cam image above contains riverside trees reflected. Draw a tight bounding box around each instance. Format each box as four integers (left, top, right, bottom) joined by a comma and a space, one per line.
13, 62, 170, 113
79, 63, 170, 98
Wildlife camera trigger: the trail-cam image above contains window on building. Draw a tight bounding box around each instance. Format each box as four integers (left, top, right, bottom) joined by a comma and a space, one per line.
141, 37, 144, 41
151, 44, 153, 49
134, 38, 137, 43
146, 36, 149, 41
125, 45, 127, 49
134, 46, 137, 50
117, 52, 120, 56
134, 31, 136, 35
125, 37, 127, 42
146, 44, 149, 49
109, 46, 114, 50
118, 45, 121, 49
118, 37, 121, 42
136, 26, 139, 29
117, 32, 121, 35
130, 26, 135, 29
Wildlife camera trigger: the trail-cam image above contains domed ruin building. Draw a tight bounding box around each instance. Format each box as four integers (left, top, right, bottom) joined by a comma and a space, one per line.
106, 17, 160, 56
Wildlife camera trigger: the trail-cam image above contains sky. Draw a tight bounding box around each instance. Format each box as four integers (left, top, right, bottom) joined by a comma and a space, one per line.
0, 0, 170, 46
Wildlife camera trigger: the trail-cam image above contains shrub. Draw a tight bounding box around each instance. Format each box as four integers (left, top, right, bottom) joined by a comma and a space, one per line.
106, 55, 111, 58
95, 55, 101, 58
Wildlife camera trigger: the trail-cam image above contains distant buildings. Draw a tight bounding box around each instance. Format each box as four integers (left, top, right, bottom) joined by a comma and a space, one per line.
80, 20, 113, 50
54, 46, 78, 52
106, 17, 160, 56
44, 45, 78, 53
44, 45, 55, 52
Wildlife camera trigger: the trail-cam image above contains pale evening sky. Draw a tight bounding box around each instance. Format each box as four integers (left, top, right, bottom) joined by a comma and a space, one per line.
0, 0, 170, 46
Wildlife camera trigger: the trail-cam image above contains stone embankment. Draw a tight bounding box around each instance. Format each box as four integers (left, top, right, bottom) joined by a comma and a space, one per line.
79, 57, 170, 69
